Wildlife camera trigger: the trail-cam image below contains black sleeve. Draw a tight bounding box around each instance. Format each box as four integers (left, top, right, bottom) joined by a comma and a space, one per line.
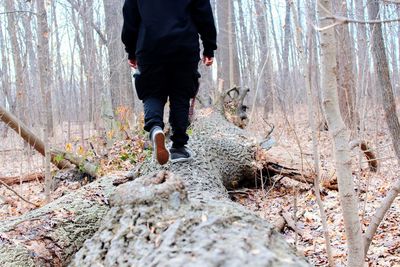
121, 0, 141, 60
191, 0, 217, 57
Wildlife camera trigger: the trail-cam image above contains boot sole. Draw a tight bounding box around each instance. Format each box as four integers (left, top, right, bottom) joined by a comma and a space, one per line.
154, 132, 169, 165
170, 156, 193, 164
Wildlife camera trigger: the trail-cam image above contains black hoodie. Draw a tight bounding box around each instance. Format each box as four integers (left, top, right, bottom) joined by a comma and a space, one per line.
121, 0, 217, 64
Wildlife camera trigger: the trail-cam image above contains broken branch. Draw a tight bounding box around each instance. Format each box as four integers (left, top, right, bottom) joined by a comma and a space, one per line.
0, 180, 39, 207
0, 173, 44, 186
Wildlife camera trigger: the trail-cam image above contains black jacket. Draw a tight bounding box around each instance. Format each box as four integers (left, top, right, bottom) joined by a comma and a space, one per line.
121, 0, 217, 64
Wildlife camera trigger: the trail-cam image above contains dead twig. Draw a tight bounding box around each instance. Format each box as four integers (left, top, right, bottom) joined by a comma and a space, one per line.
0, 173, 44, 186
0, 180, 39, 207
364, 179, 400, 254
282, 211, 305, 238
383, 0, 400, 4
264, 162, 314, 185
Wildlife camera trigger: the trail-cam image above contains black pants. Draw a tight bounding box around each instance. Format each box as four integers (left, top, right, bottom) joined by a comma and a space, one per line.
134, 63, 200, 148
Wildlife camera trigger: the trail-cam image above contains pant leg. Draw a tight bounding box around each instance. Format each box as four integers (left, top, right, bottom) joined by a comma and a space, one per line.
143, 97, 167, 132
134, 64, 168, 132
168, 62, 200, 148
169, 94, 191, 148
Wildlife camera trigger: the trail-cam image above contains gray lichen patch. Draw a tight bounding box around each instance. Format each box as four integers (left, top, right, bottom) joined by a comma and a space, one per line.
111, 171, 188, 207
0, 243, 36, 267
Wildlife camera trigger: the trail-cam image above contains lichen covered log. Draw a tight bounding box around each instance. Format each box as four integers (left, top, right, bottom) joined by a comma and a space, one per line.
0, 175, 119, 266
71, 171, 309, 267
71, 110, 310, 266
1, 109, 309, 266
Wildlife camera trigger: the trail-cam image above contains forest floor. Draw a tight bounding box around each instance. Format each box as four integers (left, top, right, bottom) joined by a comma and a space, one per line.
0, 105, 399, 267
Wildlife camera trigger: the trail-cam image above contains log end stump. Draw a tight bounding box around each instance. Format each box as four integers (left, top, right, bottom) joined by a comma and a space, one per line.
71, 171, 309, 267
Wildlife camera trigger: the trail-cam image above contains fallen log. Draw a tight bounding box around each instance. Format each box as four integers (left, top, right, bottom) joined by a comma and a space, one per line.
71, 110, 310, 266
0, 173, 119, 266
0, 173, 44, 186
0, 105, 98, 178
72, 171, 309, 267
0, 109, 310, 266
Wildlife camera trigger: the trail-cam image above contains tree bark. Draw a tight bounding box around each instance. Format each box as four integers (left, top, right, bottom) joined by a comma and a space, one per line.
364, 0, 400, 254
0, 14, 13, 124
217, 0, 240, 88
281, 0, 292, 111
103, 0, 135, 119
37, 0, 54, 136
0, 110, 310, 267
333, 0, 359, 131
317, 1, 364, 266
5, 0, 28, 126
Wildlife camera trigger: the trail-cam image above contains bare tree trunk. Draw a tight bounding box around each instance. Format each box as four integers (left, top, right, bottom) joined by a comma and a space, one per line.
255, 1, 274, 117
103, 0, 135, 117
5, 0, 27, 126
366, 2, 400, 161
306, 1, 325, 127
364, 0, 400, 254
51, 0, 65, 126
0, 18, 13, 125
36, 0, 54, 201
291, 4, 335, 265
24, 9, 42, 127
228, 0, 240, 87
0, 105, 69, 169
333, 0, 359, 131
36, 0, 54, 136
217, 0, 240, 88
281, 0, 292, 110
81, 0, 96, 126
317, 1, 364, 266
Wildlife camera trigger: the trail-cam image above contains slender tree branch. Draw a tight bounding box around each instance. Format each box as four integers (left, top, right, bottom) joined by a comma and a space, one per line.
314, 16, 400, 32
322, 15, 400, 24
0, 180, 39, 207
383, 0, 400, 4
67, 0, 107, 44
0, 10, 37, 16
364, 179, 400, 254
315, 0, 400, 32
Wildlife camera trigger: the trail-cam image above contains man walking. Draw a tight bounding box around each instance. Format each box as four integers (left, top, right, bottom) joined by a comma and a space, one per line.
122, 0, 217, 165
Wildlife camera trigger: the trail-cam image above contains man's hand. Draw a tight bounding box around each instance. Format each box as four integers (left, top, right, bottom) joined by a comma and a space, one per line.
128, 59, 137, 69
202, 56, 214, 66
